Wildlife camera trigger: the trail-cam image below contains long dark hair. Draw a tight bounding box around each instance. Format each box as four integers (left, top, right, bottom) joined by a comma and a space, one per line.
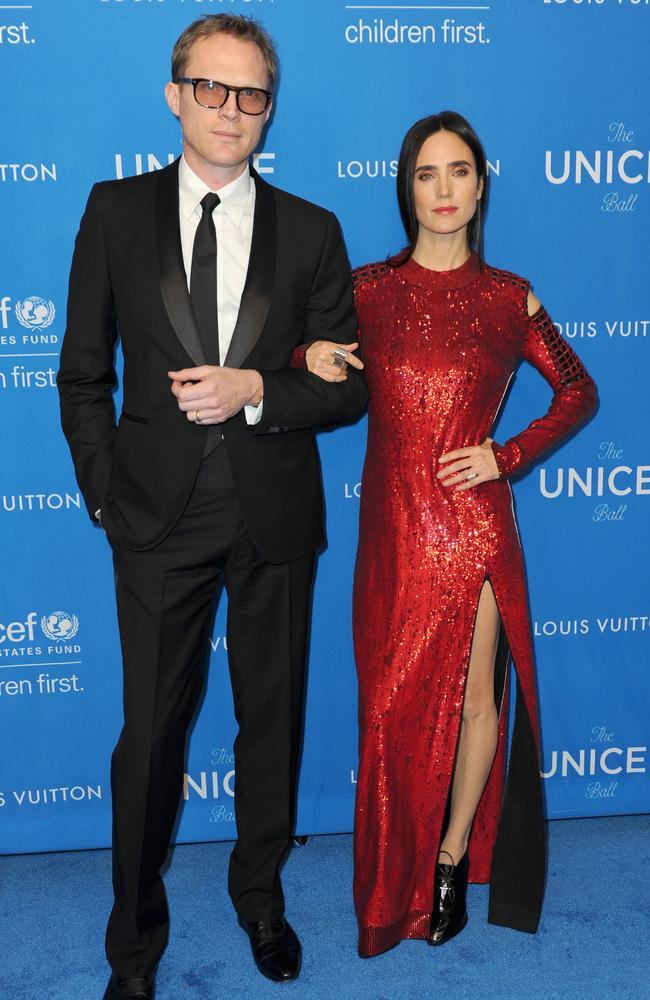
392, 110, 488, 265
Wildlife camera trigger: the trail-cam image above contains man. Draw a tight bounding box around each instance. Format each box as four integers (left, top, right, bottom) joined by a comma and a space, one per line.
57, 14, 366, 999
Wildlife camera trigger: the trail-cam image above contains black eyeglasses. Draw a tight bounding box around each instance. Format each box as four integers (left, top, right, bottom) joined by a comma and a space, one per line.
177, 78, 271, 116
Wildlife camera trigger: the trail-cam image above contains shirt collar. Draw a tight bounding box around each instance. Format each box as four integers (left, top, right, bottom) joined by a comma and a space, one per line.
179, 156, 253, 226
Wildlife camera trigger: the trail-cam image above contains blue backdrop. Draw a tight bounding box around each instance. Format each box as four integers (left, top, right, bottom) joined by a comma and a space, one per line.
1, 0, 648, 854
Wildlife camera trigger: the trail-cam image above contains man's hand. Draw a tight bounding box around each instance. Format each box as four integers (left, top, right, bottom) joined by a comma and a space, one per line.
168, 366, 264, 424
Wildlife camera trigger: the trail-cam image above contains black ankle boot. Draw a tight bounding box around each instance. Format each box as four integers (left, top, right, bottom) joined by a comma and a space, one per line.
428, 851, 469, 946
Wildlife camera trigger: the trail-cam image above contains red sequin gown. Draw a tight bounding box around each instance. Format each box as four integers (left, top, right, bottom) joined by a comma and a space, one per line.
351, 254, 597, 956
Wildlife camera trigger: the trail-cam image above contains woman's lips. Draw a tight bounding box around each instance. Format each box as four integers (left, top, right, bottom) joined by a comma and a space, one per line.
433, 206, 458, 215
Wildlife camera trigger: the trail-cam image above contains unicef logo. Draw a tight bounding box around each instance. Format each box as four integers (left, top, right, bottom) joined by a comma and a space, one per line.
15, 297, 55, 330
41, 611, 79, 641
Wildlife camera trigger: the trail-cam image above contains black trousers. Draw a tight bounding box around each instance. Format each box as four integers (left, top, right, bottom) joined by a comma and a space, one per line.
105, 469, 314, 978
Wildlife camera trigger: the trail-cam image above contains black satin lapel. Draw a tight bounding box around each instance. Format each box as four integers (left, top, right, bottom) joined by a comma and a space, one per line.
155, 161, 205, 367
224, 172, 276, 369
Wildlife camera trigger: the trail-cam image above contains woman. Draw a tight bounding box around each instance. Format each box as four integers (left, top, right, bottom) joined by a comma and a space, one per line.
292, 111, 597, 957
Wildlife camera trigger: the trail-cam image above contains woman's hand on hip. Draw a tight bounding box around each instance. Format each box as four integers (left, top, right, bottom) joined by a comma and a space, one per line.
437, 438, 500, 491
305, 341, 364, 383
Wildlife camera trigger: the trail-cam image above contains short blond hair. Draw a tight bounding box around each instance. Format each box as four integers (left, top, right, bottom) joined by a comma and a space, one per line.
171, 14, 279, 90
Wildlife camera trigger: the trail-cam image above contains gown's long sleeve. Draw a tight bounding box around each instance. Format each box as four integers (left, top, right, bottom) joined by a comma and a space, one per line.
492, 306, 597, 478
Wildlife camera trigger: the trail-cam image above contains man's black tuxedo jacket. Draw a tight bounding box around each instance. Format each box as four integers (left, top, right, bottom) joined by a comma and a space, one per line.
58, 160, 368, 563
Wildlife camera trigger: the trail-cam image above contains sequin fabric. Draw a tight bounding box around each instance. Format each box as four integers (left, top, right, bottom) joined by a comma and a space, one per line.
350, 254, 597, 956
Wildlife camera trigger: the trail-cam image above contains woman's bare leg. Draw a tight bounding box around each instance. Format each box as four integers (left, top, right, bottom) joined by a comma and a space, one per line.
439, 580, 500, 865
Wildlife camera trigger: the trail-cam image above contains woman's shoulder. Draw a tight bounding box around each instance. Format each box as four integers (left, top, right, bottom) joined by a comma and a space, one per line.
482, 262, 533, 320
482, 262, 531, 296
351, 259, 396, 295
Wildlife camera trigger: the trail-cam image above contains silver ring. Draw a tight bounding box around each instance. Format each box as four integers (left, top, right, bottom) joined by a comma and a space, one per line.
466, 471, 478, 481
195, 410, 202, 424
332, 347, 348, 369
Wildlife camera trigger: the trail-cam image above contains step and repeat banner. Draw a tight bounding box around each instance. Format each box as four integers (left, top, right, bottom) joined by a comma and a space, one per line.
1, 0, 648, 854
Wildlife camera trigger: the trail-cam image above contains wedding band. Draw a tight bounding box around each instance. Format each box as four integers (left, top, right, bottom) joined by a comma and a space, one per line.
332, 347, 348, 369
195, 411, 202, 424
466, 471, 478, 481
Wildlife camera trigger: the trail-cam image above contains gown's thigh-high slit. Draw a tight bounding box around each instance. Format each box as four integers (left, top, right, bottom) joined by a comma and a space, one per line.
435, 578, 509, 849
447, 573, 545, 932
428, 577, 507, 937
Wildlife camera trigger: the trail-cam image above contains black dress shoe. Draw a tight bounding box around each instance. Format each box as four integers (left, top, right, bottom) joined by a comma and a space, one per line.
428, 851, 469, 946
238, 916, 301, 982
103, 972, 155, 999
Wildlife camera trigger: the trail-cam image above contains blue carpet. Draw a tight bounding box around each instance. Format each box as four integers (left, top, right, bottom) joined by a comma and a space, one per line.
1, 816, 648, 1000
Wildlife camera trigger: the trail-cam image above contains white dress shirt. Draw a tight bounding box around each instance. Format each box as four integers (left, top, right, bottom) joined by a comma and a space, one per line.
178, 155, 263, 424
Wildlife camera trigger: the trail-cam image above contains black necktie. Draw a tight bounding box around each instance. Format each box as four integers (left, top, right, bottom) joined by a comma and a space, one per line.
190, 192, 221, 366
